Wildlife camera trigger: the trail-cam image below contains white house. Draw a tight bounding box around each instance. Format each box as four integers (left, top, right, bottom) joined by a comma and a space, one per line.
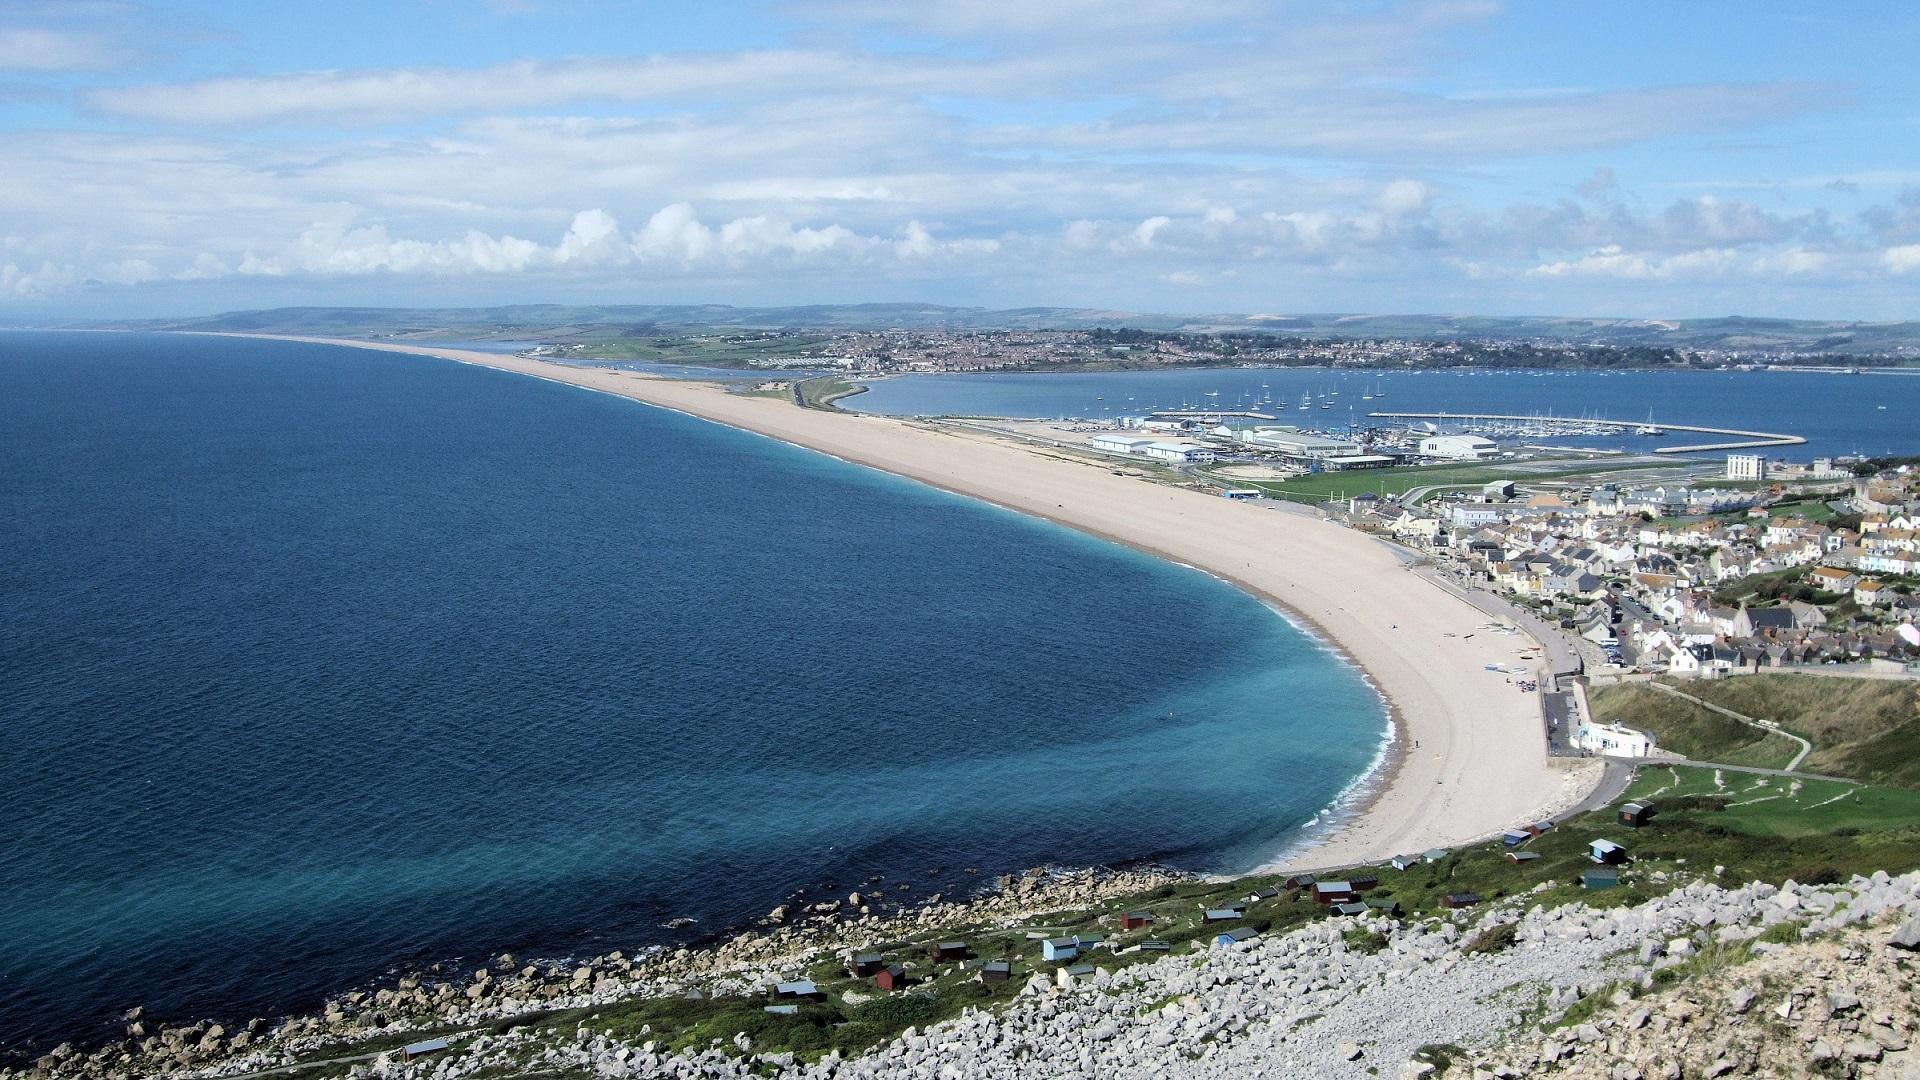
1573, 721, 1655, 758
1420, 435, 1499, 461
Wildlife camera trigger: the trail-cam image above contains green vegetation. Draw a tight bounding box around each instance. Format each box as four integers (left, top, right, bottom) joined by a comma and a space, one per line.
1342, 927, 1390, 954
794, 376, 867, 409
1195, 458, 1688, 506
1710, 567, 1847, 607
558, 334, 834, 367
1588, 684, 1801, 770
1626, 765, 1920, 838
1654, 675, 1920, 789
1462, 922, 1518, 955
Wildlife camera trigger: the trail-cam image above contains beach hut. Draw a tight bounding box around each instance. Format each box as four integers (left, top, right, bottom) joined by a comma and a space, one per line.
1041, 937, 1078, 961
1056, 963, 1097, 988
1365, 898, 1403, 916
1215, 927, 1258, 947
1072, 933, 1106, 951
1283, 874, 1317, 891
1501, 829, 1532, 847
1423, 848, 1451, 864
1527, 821, 1555, 837
773, 979, 817, 999
1390, 854, 1421, 871
874, 964, 907, 991
981, 960, 1012, 983
1506, 850, 1542, 864
1583, 868, 1620, 890
934, 941, 968, 962
1348, 874, 1380, 892
1331, 901, 1369, 917
764, 1004, 800, 1016
1440, 893, 1482, 910
1138, 940, 1172, 952
849, 952, 884, 978
1312, 881, 1358, 905
1120, 910, 1155, 931
1589, 839, 1627, 865
401, 1039, 449, 1062
1248, 886, 1283, 902
1203, 908, 1243, 923
1618, 802, 1658, 829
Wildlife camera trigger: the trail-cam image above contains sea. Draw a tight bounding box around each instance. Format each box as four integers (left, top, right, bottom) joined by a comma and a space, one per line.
842, 367, 1920, 461
0, 332, 1386, 1053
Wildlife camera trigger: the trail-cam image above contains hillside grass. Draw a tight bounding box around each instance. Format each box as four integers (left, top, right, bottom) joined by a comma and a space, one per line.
1587, 683, 1800, 769
1627, 764, 1920, 838
1658, 675, 1920, 789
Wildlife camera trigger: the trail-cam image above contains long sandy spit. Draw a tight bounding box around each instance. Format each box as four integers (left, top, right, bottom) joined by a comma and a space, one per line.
256, 336, 1602, 869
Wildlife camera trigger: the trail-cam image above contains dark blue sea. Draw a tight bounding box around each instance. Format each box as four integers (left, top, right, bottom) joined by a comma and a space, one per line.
0, 332, 1385, 1053
844, 367, 1920, 460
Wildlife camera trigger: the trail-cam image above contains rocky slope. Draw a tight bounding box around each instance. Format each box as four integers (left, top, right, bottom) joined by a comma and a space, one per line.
13, 869, 1920, 1079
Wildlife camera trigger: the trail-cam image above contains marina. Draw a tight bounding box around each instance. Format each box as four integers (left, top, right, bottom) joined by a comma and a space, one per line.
1365, 411, 1807, 454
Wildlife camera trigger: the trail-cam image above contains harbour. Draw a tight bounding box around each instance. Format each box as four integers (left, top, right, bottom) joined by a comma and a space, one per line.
1363, 411, 1806, 454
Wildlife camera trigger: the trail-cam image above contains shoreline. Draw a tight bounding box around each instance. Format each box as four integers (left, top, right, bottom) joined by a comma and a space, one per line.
233, 333, 1601, 871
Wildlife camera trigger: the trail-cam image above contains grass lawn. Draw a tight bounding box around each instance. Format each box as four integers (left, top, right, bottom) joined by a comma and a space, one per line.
1626, 764, 1920, 839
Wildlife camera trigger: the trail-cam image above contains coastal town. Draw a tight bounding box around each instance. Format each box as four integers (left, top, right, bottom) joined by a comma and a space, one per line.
531, 326, 1917, 374
1336, 456, 1920, 680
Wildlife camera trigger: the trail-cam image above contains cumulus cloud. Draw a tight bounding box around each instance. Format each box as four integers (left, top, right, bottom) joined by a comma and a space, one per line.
1883, 245, 1920, 274
202, 205, 993, 285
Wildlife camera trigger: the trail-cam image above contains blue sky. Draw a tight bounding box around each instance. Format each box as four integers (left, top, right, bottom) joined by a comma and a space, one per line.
2, 0, 1918, 319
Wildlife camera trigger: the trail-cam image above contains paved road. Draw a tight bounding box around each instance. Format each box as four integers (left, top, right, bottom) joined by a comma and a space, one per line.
1644, 682, 1813, 771
1557, 759, 1637, 820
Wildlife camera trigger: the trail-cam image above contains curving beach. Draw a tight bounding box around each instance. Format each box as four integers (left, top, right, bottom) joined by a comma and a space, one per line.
267, 337, 1603, 869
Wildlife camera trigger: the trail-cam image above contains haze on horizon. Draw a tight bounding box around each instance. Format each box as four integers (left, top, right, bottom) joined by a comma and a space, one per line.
2, 0, 1918, 322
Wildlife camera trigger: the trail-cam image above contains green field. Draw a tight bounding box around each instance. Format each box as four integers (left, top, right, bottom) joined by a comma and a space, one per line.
1200, 458, 1691, 505
1626, 764, 1920, 839
562, 334, 834, 367
1588, 683, 1801, 770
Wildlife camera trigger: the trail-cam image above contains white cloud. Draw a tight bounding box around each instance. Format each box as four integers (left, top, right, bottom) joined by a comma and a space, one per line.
1378, 179, 1430, 216
0, 27, 117, 72
1883, 245, 1920, 274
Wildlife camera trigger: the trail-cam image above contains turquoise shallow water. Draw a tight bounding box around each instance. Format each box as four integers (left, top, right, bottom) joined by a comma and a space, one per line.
0, 332, 1384, 1053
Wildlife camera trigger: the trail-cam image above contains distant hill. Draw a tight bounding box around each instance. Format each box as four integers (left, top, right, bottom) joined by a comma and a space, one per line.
79, 304, 1920, 354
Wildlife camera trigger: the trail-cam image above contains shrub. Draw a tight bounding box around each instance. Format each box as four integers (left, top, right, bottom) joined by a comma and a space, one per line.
1788, 865, 1843, 886
832, 1021, 887, 1051
1463, 922, 1518, 955
852, 994, 939, 1028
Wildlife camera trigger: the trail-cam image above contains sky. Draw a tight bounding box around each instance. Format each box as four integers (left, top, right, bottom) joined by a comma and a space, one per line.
2, 0, 1919, 321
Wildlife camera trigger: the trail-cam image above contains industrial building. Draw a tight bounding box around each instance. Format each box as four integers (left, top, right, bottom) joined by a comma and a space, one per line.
1419, 434, 1499, 460
1239, 427, 1361, 457
1089, 433, 1213, 463
1138, 441, 1215, 463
